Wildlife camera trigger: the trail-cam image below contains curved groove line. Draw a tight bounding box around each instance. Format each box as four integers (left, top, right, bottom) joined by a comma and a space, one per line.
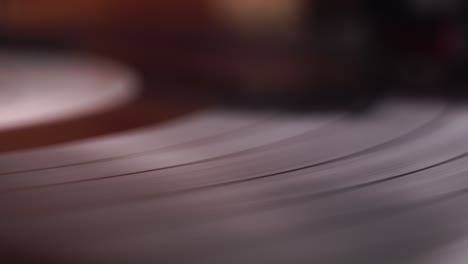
0, 100, 416, 175
0, 109, 349, 176
244, 152, 468, 211
0, 107, 449, 196
0, 115, 277, 176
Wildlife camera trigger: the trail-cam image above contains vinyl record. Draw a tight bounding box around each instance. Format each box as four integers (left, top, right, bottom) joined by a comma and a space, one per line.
2, 95, 468, 264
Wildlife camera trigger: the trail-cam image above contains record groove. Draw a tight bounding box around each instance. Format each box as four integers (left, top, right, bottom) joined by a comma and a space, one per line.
2, 98, 468, 264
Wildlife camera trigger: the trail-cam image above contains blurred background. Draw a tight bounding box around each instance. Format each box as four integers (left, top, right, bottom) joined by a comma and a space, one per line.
1, 0, 465, 97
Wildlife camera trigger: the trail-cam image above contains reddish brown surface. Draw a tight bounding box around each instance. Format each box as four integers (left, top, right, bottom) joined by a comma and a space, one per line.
0, 90, 206, 152
4, 0, 215, 34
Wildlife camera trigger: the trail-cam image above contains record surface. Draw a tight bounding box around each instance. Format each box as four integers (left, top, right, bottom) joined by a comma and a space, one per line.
2, 96, 468, 263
